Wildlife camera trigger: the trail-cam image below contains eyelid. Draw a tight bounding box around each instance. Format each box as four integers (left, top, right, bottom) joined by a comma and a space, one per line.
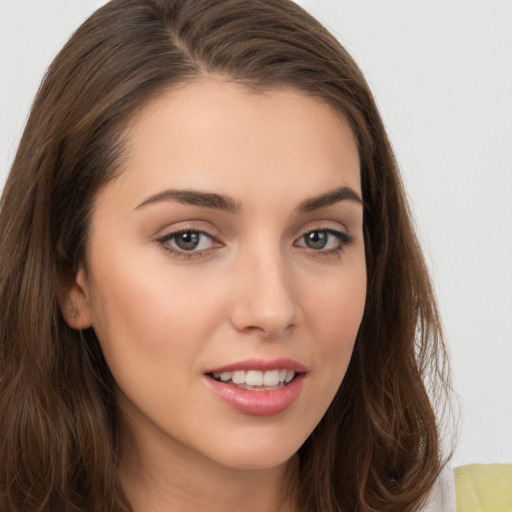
294, 228, 352, 245
293, 224, 355, 256
155, 226, 224, 259
293, 219, 351, 240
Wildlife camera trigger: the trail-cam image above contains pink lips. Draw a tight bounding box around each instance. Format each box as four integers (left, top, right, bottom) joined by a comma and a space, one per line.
206, 358, 306, 374
204, 358, 306, 417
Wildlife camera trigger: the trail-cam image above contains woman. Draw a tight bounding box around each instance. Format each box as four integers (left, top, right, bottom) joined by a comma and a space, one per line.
0, 0, 451, 510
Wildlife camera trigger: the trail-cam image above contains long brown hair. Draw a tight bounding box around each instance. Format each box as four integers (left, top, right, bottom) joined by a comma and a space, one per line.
0, 0, 450, 510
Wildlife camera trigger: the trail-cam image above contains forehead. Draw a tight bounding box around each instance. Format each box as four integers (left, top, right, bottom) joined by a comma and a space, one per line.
109, 79, 361, 208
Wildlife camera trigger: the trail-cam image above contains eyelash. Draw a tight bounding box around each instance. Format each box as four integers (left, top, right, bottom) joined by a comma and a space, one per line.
294, 228, 355, 258
156, 228, 219, 260
156, 227, 354, 260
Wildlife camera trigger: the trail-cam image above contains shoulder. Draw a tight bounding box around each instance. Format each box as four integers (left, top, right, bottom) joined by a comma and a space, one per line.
455, 463, 512, 512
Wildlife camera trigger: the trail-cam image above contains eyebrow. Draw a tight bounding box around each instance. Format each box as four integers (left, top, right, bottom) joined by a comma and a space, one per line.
135, 189, 241, 213
135, 185, 362, 214
296, 186, 363, 213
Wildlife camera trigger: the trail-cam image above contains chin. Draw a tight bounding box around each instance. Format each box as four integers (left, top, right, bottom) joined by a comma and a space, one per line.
215, 449, 297, 473
196, 425, 307, 472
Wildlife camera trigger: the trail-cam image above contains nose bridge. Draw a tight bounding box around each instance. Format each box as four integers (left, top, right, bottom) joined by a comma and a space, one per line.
230, 239, 298, 336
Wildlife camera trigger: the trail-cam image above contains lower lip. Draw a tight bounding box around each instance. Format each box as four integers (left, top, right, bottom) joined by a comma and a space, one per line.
204, 374, 305, 416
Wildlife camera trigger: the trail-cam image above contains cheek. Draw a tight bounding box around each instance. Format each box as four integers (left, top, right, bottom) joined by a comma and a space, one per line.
303, 264, 366, 378
85, 252, 233, 379
84, 260, 221, 422
310, 263, 366, 332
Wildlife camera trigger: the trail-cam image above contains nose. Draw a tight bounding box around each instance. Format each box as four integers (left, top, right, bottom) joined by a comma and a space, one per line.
229, 246, 299, 337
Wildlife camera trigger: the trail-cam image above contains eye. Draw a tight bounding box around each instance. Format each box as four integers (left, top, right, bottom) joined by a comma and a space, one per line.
172, 231, 210, 251
157, 229, 219, 257
295, 228, 353, 254
303, 230, 332, 250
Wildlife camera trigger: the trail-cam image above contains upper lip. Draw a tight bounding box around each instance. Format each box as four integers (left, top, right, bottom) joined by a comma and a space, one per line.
205, 358, 307, 374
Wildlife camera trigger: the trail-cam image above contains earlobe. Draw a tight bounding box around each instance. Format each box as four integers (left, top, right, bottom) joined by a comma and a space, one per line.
58, 266, 93, 330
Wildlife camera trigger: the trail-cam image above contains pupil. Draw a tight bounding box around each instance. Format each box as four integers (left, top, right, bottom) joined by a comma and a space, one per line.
306, 231, 327, 249
175, 232, 200, 250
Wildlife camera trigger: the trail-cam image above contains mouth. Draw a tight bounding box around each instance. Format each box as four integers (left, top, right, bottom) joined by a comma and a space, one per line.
204, 359, 306, 416
208, 369, 297, 391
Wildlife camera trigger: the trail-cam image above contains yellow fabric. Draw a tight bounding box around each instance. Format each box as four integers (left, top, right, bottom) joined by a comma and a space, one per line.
455, 464, 512, 512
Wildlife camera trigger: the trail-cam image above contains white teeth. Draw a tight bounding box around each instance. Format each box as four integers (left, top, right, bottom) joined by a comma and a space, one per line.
213, 369, 296, 386
263, 370, 280, 386
231, 370, 246, 384
246, 370, 263, 386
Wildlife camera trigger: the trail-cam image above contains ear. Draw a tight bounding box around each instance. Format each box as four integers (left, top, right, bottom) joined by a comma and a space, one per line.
58, 266, 93, 330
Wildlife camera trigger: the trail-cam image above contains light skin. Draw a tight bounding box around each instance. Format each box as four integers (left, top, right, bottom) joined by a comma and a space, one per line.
61, 79, 366, 512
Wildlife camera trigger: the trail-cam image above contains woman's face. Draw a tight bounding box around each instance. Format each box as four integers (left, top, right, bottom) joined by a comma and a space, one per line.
64, 80, 366, 471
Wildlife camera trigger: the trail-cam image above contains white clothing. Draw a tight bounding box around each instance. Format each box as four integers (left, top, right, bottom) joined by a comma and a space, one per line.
419, 466, 457, 512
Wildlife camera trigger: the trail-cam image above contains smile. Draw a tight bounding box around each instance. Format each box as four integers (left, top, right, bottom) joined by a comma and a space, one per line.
204, 359, 306, 416
210, 369, 296, 390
